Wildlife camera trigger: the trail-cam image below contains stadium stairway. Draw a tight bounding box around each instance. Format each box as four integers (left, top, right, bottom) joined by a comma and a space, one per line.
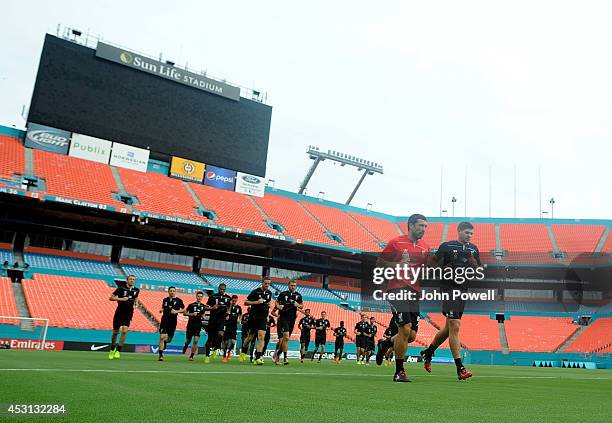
295, 202, 342, 245
545, 224, 561, 256
11, 279, 34, 331
594, 227, 610, 252
499, 321, 509, 354
555, 325, 585, 352
344, 212, 385, 247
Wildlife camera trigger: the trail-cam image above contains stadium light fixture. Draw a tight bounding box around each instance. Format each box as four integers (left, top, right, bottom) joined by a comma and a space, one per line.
299, 146, 383, 205
451, 196, 457, 217
266, 179, 275, 188
165, 60, 175, 66
549, 198, 555, 219
71, 29, 82, 37
366, 203, 373, 211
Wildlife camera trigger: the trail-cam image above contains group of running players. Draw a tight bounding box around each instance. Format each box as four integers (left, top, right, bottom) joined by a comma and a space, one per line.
106, 213, 483, 383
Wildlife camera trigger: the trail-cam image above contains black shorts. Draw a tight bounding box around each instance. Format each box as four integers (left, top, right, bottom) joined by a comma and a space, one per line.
315, 332, 326, 346
366, 337, 376, 351
159, 317, 178, 338
186, 321, 202, 338
334, 339, 344, 350
277, 315, 297, 336
356, 335, 367, 349
247, 316, 267, 334
300, 332, 311, 349
387, 311, 419, 337
442, 285, 465, 319
113, 309, 133, 330
224, 324, 238, 341
207, 317, 225, 334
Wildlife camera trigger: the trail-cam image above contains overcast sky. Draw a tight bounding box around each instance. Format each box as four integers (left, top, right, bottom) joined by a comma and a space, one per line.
1, 0, 610, 220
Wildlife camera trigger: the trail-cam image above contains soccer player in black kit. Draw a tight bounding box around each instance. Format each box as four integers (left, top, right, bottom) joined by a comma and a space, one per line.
204, 283, 232, 363
364, 317, 378, 365
222, 295, 242, 362
298, 309, 315, 363
273, 280, 304, 365
108, 275, 140, 360
240, 277, 273, 365
333, 321, 347, 363
354, 314, 369, 365
183, 291, 206, 361
421, 221, 482, 380
311, 311, 330, 362
157, 286, 185, 361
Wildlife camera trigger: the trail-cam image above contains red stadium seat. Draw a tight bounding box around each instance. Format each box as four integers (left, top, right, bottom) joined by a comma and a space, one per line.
188, 183, 279, 235
299, 202, 381, 250
347, 212, 403, 244
504, 316, 577, 352
564, 318, 612, 353
33, 150, 126, 208
0, 277, 20, 325
22, 274, 156, 332
428, 314, 501, 350
0, 136, 24, 181
551, 224, 605, 253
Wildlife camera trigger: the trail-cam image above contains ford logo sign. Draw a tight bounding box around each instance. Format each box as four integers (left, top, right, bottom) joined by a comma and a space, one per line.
242, 175, 261, 184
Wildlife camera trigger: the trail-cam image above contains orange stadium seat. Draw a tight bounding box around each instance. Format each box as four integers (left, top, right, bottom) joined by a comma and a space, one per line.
0, 135, 24, 180
22, 274, 156, 332
118, 167, 207, 221
252, 193, 337, 246
499, 224, 556, 263
551, 224, 605, 253
504, 316, 577, 352
428, 314, 501, 351
33, 150, 126, 208
188, 183, 279, 234
564, 318, 612, 353
347, 212, 403, 245
0, 277, 20, 325
395, 222, 444, 248
299, 201, 381, 251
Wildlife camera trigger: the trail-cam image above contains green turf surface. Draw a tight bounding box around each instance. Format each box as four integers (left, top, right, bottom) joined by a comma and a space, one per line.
0, 351, 610, 422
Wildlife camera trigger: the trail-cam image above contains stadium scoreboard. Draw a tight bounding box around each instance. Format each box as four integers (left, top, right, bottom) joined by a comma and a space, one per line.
28, 35, 272, 177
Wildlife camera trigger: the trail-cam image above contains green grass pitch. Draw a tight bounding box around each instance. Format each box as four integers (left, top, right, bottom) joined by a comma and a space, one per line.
0, 350, 610, 422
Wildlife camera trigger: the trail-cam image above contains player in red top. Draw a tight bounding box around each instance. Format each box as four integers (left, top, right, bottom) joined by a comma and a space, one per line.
374, 213, 430, 382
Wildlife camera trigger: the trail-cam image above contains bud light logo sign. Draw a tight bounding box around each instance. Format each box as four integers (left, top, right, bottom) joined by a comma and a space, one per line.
204, 165, 236, 191
25, 123, 71, 154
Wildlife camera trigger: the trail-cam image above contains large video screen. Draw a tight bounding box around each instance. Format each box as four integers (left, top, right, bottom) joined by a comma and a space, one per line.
28, 35, 272, 176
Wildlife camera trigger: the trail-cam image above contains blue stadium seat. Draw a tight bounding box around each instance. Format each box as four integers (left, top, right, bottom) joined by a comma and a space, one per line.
121, 264, 202, 285
24, 253, 117, 276
0, 248, 14, 265
204, 275, 261, 293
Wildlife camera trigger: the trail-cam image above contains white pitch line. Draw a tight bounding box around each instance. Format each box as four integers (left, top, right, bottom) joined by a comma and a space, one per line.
0, 368, 611, 380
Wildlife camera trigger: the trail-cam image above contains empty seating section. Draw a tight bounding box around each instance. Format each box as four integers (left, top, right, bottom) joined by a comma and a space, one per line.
0, 136, 24, 180
504, 316, 577, 352
300, 201, 380, 250
332, 289, 360, 303
252, 194, 334, 245
499, 224, 556, 263
347, 212, 401, 243
188, 184, 278, 234
273, 281, 339, 301
500, 224, 551, 252
24, 253, 117, 276
22, 274, 155, 331
0, 277, 19, 325
302, 301, 360, 339
447, 223, 497, 261
565, 318, 612, 353
428, 314, 501, 350
118, 168, 205, 220
122, 264, 203, 285
0, 248, 13, 265
32, 150, 125, 208
137, 290, 188, 331
205, 274, 261, 293
552, 224, 605, 252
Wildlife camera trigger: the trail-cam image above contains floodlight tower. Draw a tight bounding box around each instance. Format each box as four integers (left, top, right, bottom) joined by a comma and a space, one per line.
298, 146, 384, 205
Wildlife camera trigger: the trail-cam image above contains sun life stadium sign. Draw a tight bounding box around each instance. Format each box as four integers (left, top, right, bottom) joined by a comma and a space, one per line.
95, 42, 240, 101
